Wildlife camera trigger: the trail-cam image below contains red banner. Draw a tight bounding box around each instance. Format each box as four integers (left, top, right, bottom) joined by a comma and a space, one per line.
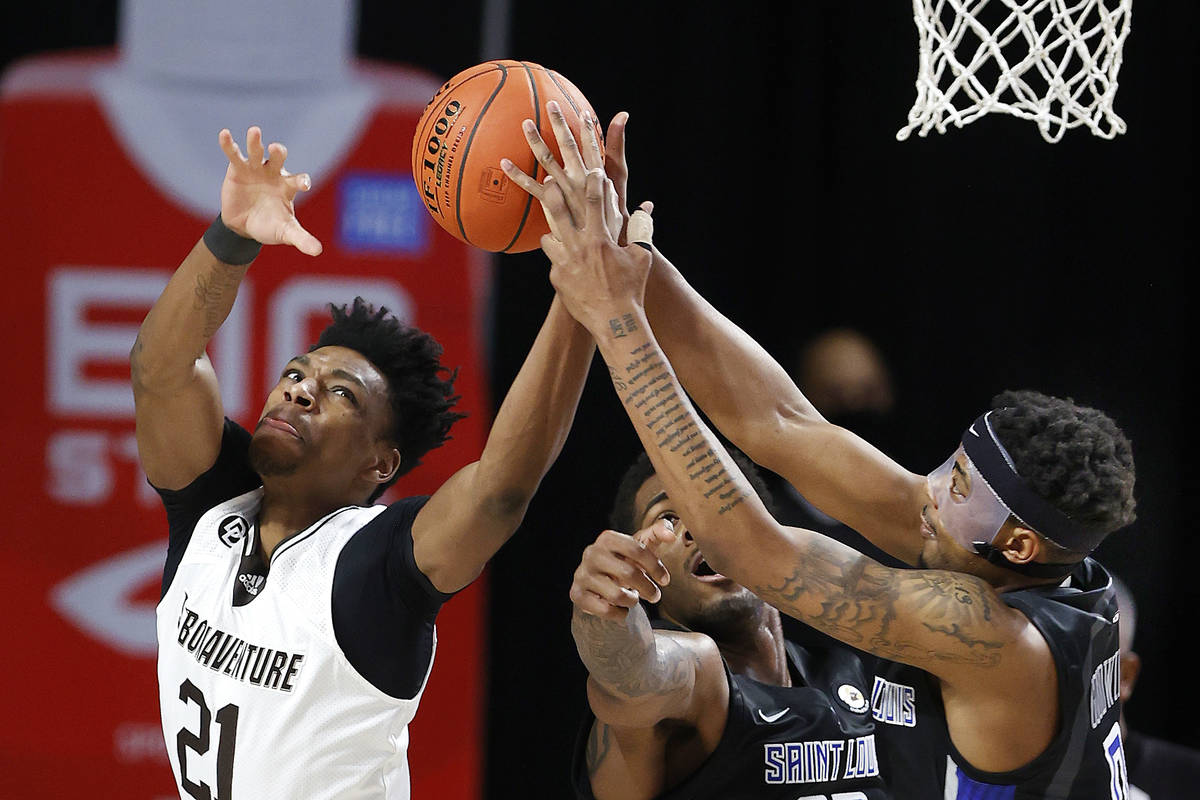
0, 51, 488, 798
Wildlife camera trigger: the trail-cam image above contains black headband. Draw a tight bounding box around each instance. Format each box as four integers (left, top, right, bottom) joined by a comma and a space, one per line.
962, 411, 1105, 553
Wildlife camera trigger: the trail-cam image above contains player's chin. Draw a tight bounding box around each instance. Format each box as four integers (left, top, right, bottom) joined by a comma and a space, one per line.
247, 434, 303, 477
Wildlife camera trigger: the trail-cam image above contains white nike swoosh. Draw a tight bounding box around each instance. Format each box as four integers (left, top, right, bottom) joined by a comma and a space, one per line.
758, 708, 790, 723
968, 423, 979, 436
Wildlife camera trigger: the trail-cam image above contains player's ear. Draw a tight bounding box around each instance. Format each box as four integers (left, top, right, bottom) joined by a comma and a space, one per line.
1119, 651, 1141, 702
996, 524, 1040, 565
364, 446, 401, 485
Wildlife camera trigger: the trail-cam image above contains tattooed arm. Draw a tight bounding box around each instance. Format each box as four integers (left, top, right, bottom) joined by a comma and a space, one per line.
132, 126, 320, 489
503, 109, 927, 565
569, 525, 729, 798
543, 171, 1047, 692
523, 133, 1059, 773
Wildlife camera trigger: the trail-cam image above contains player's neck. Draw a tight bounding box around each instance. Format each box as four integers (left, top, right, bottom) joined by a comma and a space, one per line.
257, 477, 361, 558
714, 605, 791, 687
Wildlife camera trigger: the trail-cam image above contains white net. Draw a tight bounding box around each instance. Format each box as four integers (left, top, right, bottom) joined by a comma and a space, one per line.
897, 0, 1133, 143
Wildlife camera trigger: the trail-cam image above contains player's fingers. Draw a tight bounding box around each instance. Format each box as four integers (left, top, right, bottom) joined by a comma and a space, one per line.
579, 111, 605, 173
265, 142, 287, 176
540, 235, 567, 265
540, 178, 579, 234
584, 169, 607, 233
571, 558, 644, 607
246, 126, 265, 166
599, 529, 669, 591
630, 526, 674, 586
634, 518, 676, 549
627, 207, 654, 251
521, 118, 568, 187
604, 112, 630, 207
286, 172, 313, 194
585, 568, 647, 607
546, 100, 585, 177
499, 157, 546, 205
603, 178, 625, 242
282, 219, 323, 257
218, 128, 246, 165
588, 532, 662, 582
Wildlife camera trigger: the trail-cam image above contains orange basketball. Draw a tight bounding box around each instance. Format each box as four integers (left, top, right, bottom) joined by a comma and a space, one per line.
412, 60, 603, 253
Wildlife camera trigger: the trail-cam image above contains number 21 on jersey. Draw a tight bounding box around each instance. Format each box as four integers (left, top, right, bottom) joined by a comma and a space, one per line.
176, 679, 240, 800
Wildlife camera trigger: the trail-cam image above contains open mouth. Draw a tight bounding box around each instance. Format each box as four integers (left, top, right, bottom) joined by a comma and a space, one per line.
920, 505, 938, 540
691, 556, 728, 583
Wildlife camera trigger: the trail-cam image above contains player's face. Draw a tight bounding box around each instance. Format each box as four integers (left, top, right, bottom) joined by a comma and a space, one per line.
250, 346, 394, 487
918, 449, 989, 572
633, 474, 762, 634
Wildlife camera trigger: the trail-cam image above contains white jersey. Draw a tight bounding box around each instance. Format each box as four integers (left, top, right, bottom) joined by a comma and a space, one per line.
156, 486, 434, 799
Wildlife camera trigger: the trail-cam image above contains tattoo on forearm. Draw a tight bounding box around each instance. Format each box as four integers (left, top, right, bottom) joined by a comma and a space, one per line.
585, 722, 611, 777
573, 612, 694, 698
193, 267, 243, 339
749, 552, 1003, 667
608, 313, 639, 339
609, 341, 748, 515
608, 366, 627, 392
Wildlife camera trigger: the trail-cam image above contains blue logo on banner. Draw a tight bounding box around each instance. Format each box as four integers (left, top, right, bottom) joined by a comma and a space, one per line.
338, 172, 428, 254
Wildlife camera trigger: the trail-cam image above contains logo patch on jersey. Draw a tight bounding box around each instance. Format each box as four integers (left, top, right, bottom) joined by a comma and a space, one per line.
758, 707, 791, 723
217, 514, 248, 547
238, 573, 265, 596
837, 684, 869, 714
871, 676, 917, 727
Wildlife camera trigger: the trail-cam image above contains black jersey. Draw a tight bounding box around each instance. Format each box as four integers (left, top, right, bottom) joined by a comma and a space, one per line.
572, 624, 891, 800
871, 559, 1128, 800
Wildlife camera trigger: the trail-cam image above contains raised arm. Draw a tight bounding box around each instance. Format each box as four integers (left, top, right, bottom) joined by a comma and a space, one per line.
535, 167, 1049, 706
131, 126, 320, 490
569, 523, 728, 798
643, 249, 926, 562
409, 104, 613, 595
410, 296, 594, 594
510, 112, 927, 565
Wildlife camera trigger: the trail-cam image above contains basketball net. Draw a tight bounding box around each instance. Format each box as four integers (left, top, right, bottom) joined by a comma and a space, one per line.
897, 0, 1132, 143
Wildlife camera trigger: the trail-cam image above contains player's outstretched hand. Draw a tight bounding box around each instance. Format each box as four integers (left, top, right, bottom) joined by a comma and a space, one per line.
500, 100, 622, 242
601, 111, 635, 243
569, 520, 675, 621
535, 170, 654, 332
217, 126, 322, 256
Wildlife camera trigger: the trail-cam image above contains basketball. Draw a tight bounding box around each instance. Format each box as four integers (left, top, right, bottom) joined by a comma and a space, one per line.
412, 60, 604, 253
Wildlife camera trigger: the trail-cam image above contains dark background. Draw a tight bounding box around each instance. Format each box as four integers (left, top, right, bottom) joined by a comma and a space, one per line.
5, 2, 1193, 796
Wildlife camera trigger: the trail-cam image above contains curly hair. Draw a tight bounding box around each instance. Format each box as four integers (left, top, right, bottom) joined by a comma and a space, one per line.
989, 389, 1136, 548
313, 297, 466, 501
608, 447, 776, 534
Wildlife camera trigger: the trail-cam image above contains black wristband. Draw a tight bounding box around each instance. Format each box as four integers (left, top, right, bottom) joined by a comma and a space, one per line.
203, 214, 262, 266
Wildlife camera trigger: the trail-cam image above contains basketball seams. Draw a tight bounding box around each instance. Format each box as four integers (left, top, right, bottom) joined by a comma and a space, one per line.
498, 62, 543, 253
454, 64, 510, 247
544, 70, 582, 117
413, 59, 595, 252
